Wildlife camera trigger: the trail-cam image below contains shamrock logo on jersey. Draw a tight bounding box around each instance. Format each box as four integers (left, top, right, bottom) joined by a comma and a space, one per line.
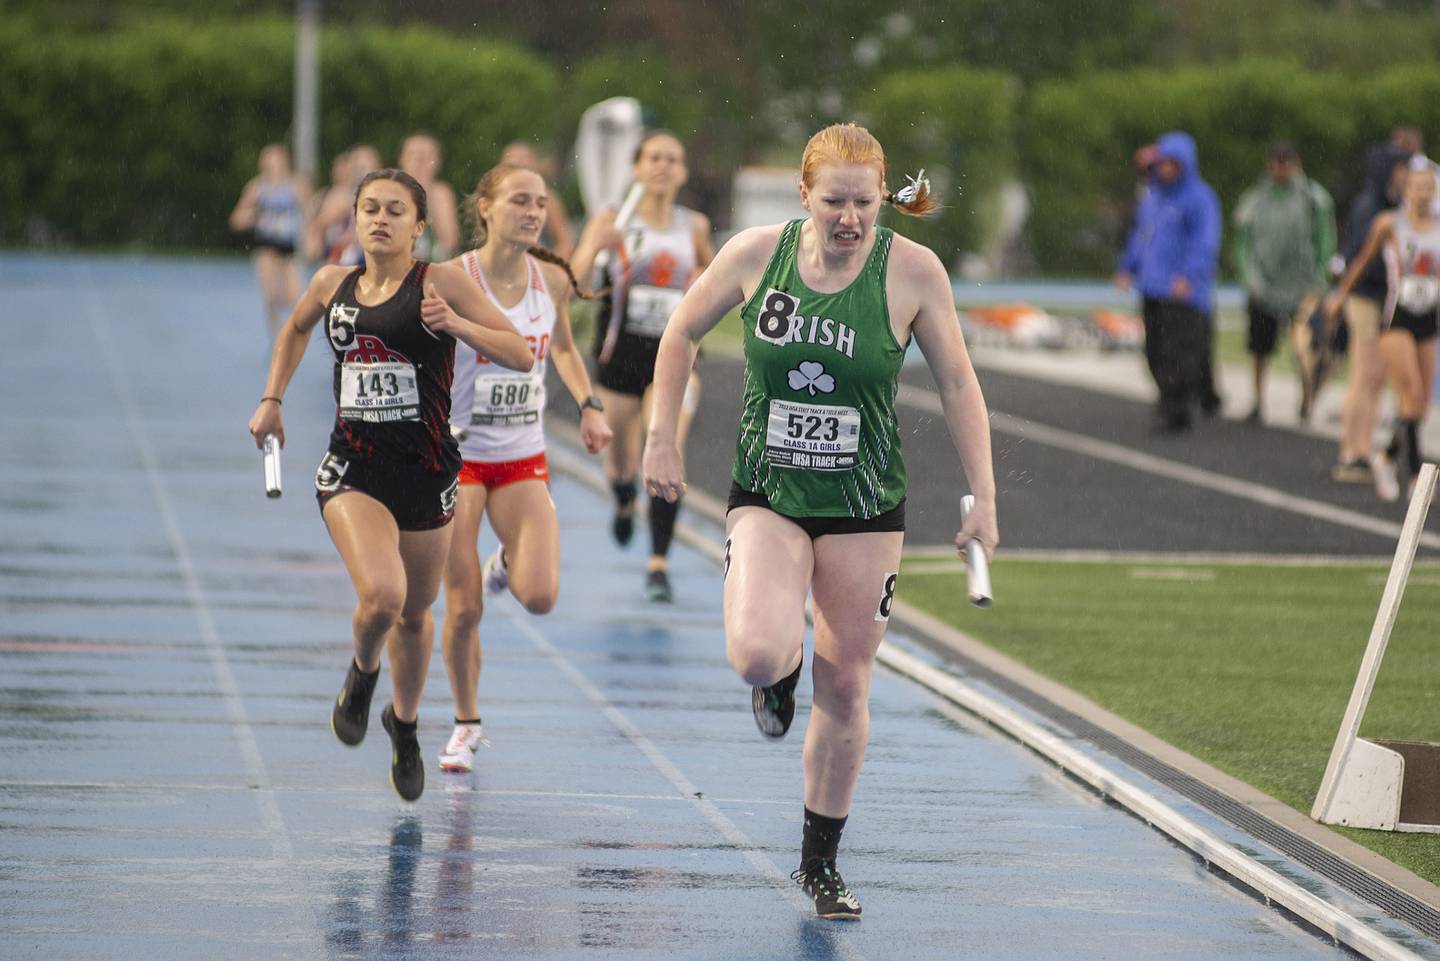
787, 360, 835, 396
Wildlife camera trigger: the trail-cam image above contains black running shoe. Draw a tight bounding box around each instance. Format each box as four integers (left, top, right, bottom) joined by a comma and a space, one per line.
331, 658, 379, 746
645, 568, 673, 603
612, 511, 634, 547
792, 857, 862, 920
752, 653, 802, 738
381, 704, 424, 802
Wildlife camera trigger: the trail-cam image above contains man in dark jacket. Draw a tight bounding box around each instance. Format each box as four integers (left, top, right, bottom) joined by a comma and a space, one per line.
1332, 143, 1411, 481
1116, 131, 1223, 432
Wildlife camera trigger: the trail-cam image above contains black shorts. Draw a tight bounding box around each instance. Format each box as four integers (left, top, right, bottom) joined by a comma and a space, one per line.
726, 481, 905, 538
596, 331, 661, 397
313, 450, 458, 532
1246, 298, 1289, 356
1387, 305, 1439, 342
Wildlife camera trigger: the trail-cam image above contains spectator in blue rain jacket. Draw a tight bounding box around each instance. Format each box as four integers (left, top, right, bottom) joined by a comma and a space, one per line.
1116, 131, 1223, 431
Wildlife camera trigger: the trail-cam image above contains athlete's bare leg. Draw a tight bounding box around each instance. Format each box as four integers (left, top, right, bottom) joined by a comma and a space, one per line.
1380, 329, 1427, 420
723, 507, 811, 687
1340, 315, 1384, 463
323, 491, 452, 721
1417, 337, 1437, 421
485, 479, 560, 614
387, 523, 453, 722
599, 387, 644, 485
441, 484, 489, 720
253, 249, 287, 339
804, 530, 904, 817
323, 491, 405, 674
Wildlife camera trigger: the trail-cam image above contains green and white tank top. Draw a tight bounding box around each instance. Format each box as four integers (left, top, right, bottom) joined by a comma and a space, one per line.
732, 219, 907, 518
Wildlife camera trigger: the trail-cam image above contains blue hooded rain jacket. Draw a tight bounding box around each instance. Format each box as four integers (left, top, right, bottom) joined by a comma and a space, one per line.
1118, 131, 1222, 315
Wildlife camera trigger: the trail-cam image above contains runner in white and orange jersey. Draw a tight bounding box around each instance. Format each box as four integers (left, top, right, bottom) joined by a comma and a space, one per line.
436, 162, 612, 773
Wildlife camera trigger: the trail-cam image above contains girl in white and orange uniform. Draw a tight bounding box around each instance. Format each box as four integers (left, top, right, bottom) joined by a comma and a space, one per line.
436, 162, 612, 773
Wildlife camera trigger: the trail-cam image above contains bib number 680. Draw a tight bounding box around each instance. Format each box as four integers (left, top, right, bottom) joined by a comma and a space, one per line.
490, 382, 531, 407
785, 412, 840, 443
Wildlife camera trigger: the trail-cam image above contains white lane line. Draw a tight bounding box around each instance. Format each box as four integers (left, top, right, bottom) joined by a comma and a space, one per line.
80, 281, 324, 954
903, 546, 1412, 566
874, 644, 1430, 961
896, 383, 1440, 552
506, 611, 868, 955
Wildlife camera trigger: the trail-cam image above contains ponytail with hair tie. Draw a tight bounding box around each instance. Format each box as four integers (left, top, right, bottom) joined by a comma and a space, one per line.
887, 168, 940, 218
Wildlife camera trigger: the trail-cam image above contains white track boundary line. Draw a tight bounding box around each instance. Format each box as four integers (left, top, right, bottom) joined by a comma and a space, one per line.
873, 644, 1427, 961
81, 280, 325, 952
896, 383, 1440, 552
505, 611, 868, 956
545, 431, 1431, 961
903, 546, 1417, 566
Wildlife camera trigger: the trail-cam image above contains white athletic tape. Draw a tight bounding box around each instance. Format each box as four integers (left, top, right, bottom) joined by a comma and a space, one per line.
874, 571, 899, 622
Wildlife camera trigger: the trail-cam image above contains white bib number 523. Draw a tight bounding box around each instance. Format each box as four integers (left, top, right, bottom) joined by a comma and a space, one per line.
765, 399, 860, 471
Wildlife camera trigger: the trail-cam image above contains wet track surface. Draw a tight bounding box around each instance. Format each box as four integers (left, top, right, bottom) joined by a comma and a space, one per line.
0, 255, 1419, 959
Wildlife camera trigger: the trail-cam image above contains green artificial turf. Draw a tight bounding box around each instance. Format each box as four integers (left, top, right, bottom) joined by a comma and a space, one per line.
897, 556, 1440, 884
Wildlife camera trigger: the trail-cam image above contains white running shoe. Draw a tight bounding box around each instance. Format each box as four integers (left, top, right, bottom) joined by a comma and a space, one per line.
438, 722, 489, 773
481, 548, 509, 597
1372, 455, 1400, 503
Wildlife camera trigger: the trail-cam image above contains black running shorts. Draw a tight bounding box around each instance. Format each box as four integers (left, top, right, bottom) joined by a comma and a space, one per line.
1388, 305, 1438, 342
596, 331, 662, 397
313, 449, 458, 531
726, 481, 905, 538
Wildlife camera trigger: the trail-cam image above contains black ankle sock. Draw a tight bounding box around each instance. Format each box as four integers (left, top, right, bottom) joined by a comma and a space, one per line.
1402, 419, 1422, 476
613, 478, 637, 510
801, 807, 847, 863
353, 658, 379, 678
389, 711, 417, 735
649, 494, 680, 557
454, 716, 482, 726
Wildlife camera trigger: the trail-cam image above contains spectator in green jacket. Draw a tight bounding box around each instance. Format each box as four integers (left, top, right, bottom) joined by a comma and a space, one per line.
1233, 143, 1336, 423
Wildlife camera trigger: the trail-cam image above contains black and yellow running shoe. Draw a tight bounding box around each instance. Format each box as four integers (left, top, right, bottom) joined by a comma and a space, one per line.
381, 704, 424, 802
331, 658, 378, 746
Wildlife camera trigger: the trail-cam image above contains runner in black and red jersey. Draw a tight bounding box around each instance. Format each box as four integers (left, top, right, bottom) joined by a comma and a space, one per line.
248, 168, 534, 802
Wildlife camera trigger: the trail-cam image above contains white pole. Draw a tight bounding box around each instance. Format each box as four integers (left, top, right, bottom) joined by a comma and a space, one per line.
1312, 462, 1438, 821
294, 0, 320, 182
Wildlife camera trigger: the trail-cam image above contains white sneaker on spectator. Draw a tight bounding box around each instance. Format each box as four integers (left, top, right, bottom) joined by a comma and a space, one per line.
438, 722, 489, 773
1372, 455, 1400, 503
481, 548, 509, 597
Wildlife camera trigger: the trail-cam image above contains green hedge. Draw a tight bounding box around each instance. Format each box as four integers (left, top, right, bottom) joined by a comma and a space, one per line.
860, 66, 1019, 265
1018, 59, 1440, 275
0, 17, 558, 248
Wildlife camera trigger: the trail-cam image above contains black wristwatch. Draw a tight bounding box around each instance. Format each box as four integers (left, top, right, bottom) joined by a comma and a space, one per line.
580, 394, 605, 413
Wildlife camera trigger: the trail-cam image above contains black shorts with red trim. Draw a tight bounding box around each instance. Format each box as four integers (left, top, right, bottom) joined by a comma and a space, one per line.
313, 449, 458, 531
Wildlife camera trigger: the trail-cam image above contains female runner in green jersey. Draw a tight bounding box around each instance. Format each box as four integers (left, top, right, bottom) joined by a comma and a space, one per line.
643, 123, 997, 920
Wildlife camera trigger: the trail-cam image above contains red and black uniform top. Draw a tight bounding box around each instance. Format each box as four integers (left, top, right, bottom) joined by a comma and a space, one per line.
322, 262, 461, 475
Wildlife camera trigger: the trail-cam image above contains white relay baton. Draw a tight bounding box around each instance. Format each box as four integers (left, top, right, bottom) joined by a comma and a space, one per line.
958, 494, 992, 608
262, 433, 283, 499
591, 181, 645, 287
